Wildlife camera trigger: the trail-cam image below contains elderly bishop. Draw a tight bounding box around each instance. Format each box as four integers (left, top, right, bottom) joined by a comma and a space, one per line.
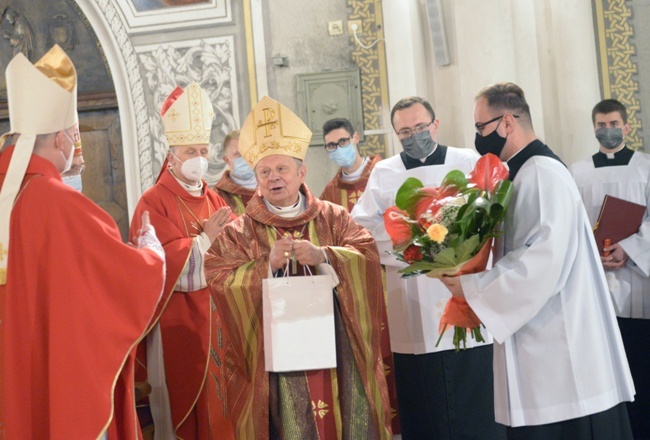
205, 96, 392, 439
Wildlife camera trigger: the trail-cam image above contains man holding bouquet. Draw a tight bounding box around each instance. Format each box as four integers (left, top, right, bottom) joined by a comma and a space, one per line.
442, 82, 635, 439
352, 96, 505, 439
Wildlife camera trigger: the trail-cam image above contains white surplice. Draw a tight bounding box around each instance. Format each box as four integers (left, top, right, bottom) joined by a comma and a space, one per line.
461, 155, 635, 427
570, 151, 650, 318
351, 147, 492, 353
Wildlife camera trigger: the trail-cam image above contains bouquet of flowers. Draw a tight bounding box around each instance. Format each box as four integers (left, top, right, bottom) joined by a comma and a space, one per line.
382, 153, 513, 350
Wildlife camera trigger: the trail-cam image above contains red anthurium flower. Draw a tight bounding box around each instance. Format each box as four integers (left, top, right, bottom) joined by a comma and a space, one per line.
383, 206, 413, 246
414, 186, 460, 220
466, 153, 509, 193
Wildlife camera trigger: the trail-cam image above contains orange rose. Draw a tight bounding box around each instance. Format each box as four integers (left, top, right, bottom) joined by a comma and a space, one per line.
427, 223, 448, 243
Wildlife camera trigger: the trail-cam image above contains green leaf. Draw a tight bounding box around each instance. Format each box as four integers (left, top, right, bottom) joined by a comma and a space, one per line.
398, 261, 435, 275
440, 169, 468, 190
455, 235, 480, 261
395, 177, 424, 211
490, 180, 514, 208
432, 247, 458, 266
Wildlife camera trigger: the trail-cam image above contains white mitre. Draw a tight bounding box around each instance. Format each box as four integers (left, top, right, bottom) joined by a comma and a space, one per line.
0, 44, 78, 284
161, 82, 213, 146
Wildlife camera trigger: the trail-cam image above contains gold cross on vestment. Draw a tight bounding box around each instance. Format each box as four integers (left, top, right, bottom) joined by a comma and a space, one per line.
0, 243, 7, 263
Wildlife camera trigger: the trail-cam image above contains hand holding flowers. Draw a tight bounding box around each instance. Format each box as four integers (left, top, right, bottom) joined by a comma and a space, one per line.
382, 153, 513, 349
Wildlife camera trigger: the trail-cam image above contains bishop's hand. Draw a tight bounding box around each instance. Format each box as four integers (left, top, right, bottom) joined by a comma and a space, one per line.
203, 206, 233, 242
270, 238, 294, 272
292, 239, 326, 267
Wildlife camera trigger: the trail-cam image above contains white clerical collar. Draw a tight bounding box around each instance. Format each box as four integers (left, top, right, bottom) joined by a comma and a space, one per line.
602, 144, 626, 159
229, 172, 258, 189
264, 191, 305, 218
341, 156, 369, 182
419, 143, 438, 163
170, 170, 203, 196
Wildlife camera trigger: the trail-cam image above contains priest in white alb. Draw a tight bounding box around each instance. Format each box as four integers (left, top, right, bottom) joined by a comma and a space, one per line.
442, 83, 635, 440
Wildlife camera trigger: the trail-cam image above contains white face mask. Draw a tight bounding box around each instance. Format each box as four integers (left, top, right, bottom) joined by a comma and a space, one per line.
60, 131, 75, 173
62, 174, 83, 191
173, 154, 209, 182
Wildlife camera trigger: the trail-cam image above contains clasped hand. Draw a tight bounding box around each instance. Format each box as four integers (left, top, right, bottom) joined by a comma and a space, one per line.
270, 238, 325, 271
601, 242, 628, 270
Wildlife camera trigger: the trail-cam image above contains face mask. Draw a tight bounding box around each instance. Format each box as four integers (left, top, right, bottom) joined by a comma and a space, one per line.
174, 155, 209, 182
474, 128, 507, 158
328, 143, 357, 168
595, 127, 624, 150
400, 130, 435, 159
231, 156, 255, 180
60, 131, 75, 173
62, 174, 83, 192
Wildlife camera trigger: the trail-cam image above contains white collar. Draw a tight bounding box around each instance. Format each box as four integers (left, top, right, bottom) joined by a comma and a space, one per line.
263, 191, 305, 218
171, 170, 203, 196
341, 156, 369, 182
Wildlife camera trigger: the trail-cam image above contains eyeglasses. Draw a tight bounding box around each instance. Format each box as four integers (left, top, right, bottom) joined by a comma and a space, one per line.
396, 120, 434, 139
63, 163, 86, 177
324, 137, 351, 152
475, 114, 519, 136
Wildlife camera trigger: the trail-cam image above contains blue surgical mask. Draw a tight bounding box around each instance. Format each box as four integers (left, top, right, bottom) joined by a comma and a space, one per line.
232, 156, 255, 180
62, 174, 83, 192
328, 143, 357, 168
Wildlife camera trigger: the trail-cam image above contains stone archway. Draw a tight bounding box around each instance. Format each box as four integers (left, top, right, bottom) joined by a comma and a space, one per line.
74, 0, 153, 215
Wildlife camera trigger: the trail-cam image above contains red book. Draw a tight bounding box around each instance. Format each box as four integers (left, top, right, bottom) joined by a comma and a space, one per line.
593, 195, 646, 255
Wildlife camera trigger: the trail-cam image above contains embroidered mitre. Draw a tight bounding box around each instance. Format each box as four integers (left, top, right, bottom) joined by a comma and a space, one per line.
239, 96, 312, 168
161, 82, 214, 146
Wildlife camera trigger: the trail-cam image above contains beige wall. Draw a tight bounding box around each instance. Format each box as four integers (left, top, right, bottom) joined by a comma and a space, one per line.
383, 0, 602, 166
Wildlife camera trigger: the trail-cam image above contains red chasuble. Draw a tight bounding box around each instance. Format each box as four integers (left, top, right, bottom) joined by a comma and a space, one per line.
205, 185, 392, 440
0, 146, 165, 439
214, 170, 256, 216
130, 169, 235, 439
320, 154, 382, 212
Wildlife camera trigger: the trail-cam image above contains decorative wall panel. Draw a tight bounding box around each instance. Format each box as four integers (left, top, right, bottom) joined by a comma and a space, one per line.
347, 0, 390, 157
593, 0, 645, 150
136, 36, 241, 186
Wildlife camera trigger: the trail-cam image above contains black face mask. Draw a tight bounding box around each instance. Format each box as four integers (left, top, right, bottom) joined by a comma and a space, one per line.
474, 129, 507, 158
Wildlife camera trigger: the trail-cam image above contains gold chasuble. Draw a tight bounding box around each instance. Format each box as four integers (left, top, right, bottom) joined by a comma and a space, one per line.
320, 154, 382, 212
205, 185, 391, 439
214, 170, 256, 215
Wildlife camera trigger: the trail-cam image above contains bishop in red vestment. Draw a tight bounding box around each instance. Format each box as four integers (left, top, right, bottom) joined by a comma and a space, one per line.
205, 97, 392, 439
0, 45, 166, 439
130, 83, 235, 439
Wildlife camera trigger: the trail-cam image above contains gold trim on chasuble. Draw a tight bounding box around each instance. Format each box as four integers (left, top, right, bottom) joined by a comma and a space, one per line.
175, 195, 215, 237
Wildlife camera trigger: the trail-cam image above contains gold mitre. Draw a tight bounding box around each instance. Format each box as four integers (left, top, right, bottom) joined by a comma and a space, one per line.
161, 82, 214, 146
7, 44, 78, 135
239, 96, 312, 168
0, 44, 78, 285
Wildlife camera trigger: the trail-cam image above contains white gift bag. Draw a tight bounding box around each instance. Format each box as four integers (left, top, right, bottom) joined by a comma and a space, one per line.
263, 265, 338, 372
